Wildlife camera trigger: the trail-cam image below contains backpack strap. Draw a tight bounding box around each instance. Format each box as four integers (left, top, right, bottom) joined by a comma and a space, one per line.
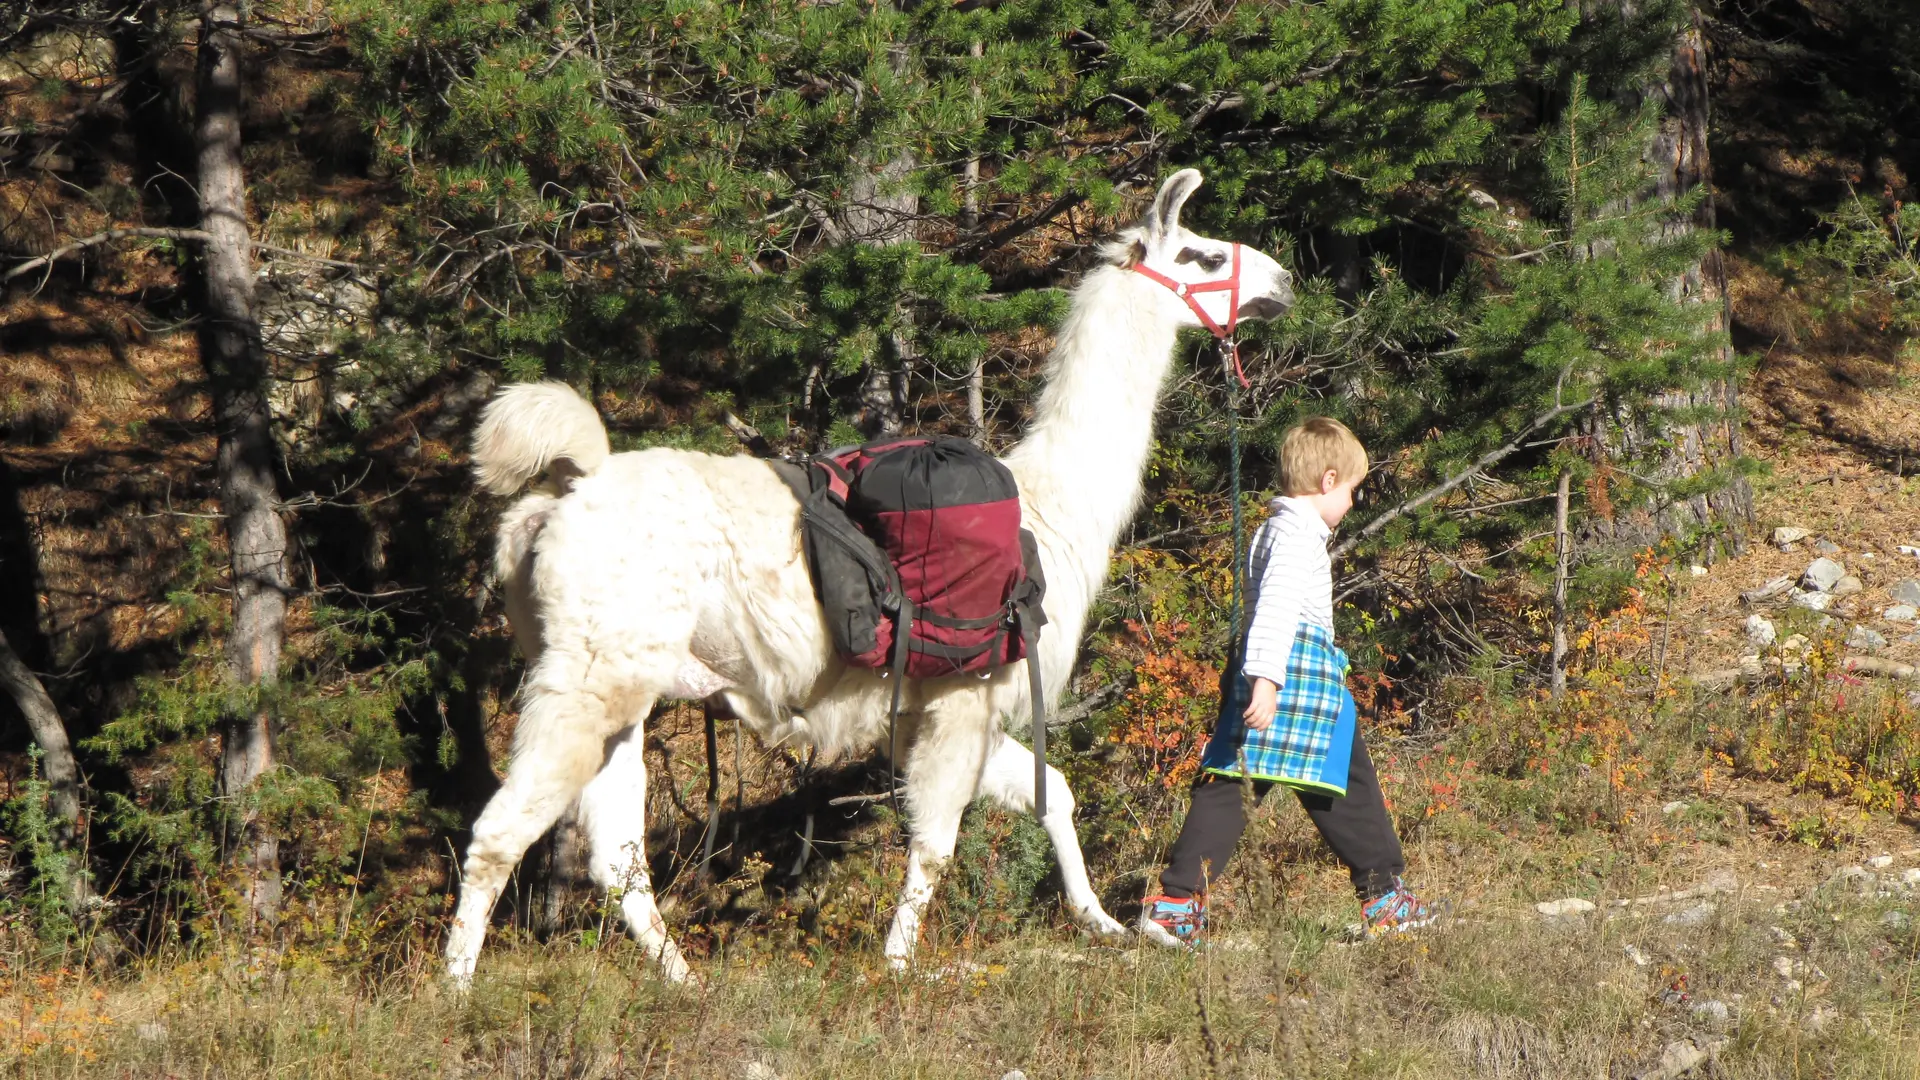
886, 598, 914, 820
1018, 612, 1048, 820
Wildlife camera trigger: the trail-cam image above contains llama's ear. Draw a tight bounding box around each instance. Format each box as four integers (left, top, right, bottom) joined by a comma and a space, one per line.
1148, 169, 1204, 240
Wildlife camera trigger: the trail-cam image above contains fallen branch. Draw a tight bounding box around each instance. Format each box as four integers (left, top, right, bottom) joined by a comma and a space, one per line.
1843, 655, 1917, 679
1051, 677, 1131, 729
4, 227, 210, 283
5, 228, 371, 284
1333, 397, 1593, 558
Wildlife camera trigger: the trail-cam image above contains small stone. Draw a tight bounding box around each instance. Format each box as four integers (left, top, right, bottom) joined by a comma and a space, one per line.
1772, 955, 1797, 979
1664, 903, 1715, 927
1892, 579, 1920, 607
743, 1064, 781, 1080
1536, 897, 1597, 917
1745, 614, 1776, 647
1000, 1072, 1029, 1080
1690, 999, 1730, 1026
1781, 634, 1811, 654
1689, 564, 1708, 577
1903, 868, 1920, 886
1831, 575, 1864, 597
1803, 1004, 1836, 1035
1848, 626, 1889, 652
1742, 575, 1795, 604
1885, 910, 1912, 931
1829, 866, 1875, 893
1884, 605, 1918, 623
1867, 854, 1894, 869
1773, 526, 1811, 546
1663, 800, 1689, 816
1791, 589, 1834, 612
1624, 943, 1653, 966
135, 1022, 168, 1043
1803, 557, 1847, 592
1814, 538, 1843, 555
1769, 926, 1799, 948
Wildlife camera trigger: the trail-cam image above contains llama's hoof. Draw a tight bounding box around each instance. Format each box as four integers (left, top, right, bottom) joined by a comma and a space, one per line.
1077, 909, 1131, 943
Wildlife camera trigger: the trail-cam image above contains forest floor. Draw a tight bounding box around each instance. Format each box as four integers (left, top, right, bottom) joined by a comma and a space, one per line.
5, 346, 1920, 1077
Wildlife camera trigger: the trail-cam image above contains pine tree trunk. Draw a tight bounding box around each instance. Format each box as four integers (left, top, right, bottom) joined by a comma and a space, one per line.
964, 38, 986, 445
0, 628, 82, 846
1613, 4, 1753, 559
197, 0, 286, 926
822, 33, 918, 439
1550, 469, 1572, 699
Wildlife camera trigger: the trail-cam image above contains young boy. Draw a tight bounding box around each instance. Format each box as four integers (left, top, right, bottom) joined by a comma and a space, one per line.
1139, 417, 1438, 946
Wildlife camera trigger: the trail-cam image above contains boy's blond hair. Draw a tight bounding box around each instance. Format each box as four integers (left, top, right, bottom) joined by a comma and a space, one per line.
1278, 417, 1368, 496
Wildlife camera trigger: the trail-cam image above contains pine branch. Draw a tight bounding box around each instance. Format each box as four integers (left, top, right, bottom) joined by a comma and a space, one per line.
1332, 396, 1593, 559
3, 227, 209, 283
5, 229, 370, 285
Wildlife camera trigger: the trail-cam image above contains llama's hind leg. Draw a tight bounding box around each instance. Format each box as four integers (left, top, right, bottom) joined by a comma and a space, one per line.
576, 724, 694, 983
881, 705, 995, 971
977, 733, 1128, 941
445, 689, 621, 986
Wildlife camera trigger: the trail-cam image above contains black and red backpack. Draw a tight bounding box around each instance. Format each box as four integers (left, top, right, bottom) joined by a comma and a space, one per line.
774, 436, 1055, 815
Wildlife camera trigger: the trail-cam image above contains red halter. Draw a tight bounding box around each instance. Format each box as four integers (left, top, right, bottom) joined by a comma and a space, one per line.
1130, 242, 1252, 387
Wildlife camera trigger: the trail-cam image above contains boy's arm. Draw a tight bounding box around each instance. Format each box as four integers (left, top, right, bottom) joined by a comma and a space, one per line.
1239, 525, 1306, 691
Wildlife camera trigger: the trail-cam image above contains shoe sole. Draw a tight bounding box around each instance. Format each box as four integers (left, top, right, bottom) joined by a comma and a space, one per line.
1137, 915, 1199, 950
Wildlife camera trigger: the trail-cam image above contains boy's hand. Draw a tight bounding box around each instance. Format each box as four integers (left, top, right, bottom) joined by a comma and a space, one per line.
1243, 677, 1278, 730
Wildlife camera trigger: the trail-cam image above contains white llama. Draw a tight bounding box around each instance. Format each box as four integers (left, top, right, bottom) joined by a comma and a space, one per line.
447, 169, 1294, 984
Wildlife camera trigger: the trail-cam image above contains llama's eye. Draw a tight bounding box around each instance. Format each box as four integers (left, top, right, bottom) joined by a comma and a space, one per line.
1175, 247, 1228, 272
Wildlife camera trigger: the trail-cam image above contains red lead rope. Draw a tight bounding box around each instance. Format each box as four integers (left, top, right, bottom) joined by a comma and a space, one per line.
1130, 242, 1252, 388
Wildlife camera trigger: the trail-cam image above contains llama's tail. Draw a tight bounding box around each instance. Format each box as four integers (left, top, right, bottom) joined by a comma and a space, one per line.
471, 382, 611, 495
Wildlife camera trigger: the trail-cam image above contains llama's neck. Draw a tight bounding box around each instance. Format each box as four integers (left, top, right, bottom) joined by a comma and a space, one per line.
1006, 265, 1180, 625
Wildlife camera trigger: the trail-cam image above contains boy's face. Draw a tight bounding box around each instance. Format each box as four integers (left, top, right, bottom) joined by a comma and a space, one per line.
1306, 469, 1361, 529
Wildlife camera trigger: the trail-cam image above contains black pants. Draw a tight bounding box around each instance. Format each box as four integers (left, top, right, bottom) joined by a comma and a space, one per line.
1160, 727, 1404, 901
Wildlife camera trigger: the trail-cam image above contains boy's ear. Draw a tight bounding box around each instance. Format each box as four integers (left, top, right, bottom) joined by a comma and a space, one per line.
1321, 468, 1340, 495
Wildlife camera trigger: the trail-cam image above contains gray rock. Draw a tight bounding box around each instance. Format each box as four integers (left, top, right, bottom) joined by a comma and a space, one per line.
1664, 903, 1715, 927
1803, 557, 1847, 592
1831, 575, 1864, 597
1000, 1072, 1029, 1080
1742, 575, 1794, 604
1848, 626, 1889, 652
1892, 579, 1920, 607
1663, 799, 1690, 816
1773, 526, 1811, 546
1690, 999, 1731, 1026
1536, 897, 1596, 918
1814, 539, 1842, 555
742, 1065, 781, 1080
1884, 604, 1918, 623
1904, 868, 1920, 886
1791, 589, 1834, 612
1887, 911, 1913, 932
1745, 614, 1777, 647
1867, 854, 1894, 869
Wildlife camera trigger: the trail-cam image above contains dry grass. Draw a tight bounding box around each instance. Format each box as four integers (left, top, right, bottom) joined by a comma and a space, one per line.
2, 807, 1915, 1079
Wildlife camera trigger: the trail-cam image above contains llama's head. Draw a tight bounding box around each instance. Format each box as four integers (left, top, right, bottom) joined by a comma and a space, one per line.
1111, 169, 1294, 332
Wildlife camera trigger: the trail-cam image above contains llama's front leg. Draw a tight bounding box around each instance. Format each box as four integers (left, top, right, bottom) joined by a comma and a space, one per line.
576, 725, 694, 983
882, 709, 993, 970
445, 691, 625, 988
977, 733, 1128, 941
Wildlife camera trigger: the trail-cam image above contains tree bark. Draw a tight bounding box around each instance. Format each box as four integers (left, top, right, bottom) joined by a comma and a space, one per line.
963, 38, 987, 445
197, 0, 286, 926
1616, 6, 1753, 559
0, 628, 82, 846
821, 33, 918, 439
1550, 469, 1572, 700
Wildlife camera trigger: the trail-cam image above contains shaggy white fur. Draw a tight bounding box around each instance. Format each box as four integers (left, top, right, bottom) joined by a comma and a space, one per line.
445, 169, 1295, 985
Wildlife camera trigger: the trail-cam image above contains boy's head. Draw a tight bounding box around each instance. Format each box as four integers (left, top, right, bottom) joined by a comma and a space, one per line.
1278, 417, 1368, 528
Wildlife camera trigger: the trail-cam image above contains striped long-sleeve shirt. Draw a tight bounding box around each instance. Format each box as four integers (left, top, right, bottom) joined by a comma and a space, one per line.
1240, 495, 1334, 687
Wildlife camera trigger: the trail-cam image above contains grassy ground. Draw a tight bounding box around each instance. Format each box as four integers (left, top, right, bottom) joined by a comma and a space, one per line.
4, 773, 1916, 1078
